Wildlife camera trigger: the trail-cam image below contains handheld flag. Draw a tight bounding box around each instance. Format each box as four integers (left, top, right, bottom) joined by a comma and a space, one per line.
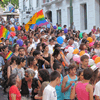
5, 51, 13, 60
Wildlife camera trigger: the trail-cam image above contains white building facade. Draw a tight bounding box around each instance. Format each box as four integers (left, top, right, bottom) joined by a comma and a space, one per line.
19, 0, 100, 33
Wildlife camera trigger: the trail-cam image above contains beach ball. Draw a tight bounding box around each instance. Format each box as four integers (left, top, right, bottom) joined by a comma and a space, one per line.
14, 26, 18, 30
11, 27, 15, 32
10, 32, 16, 37
80, 51, 85, 56
64, 28, 68, 33
96, 62, 100, 68
79, 32, 83, 38
57, 36, 63, 44
92, 55, 98, 61
68, 47, 74, 53
73, 54, 80, 63
88, 59, 95, 66
89, 42, 94, 47
53, 26, 57, 29
58, 27, 62, 30
95, 57, 100, 64
16, 39, 23, 46
87, 37, 93, 43
73, 49, 79, 54
66, 53, 73, 60
18, 26, 21, 31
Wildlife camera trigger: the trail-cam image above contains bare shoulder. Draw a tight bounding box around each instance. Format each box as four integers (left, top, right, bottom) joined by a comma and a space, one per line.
87, 84, 93, 91
63, 75, 68, 82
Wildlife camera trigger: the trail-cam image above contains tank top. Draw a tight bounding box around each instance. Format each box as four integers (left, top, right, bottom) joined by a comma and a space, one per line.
28, 87, 32, 97
43, 54, 51, 69
75, 82, 89, 100
64, 74, 78, 99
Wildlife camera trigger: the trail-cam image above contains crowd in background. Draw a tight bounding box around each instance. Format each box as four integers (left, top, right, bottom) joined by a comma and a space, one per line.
0, 16, 100, 100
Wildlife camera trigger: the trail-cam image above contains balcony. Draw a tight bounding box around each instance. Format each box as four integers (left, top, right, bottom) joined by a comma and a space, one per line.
42, 0, 53, 7
42, 0, 63, 7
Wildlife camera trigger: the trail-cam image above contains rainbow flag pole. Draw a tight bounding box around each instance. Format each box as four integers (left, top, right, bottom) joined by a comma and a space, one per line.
5, 51, 13, 60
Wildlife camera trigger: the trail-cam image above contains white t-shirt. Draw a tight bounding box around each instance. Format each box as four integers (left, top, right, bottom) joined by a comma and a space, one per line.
42, 84, 57, 100
48, 44, 54, 54
30, 43, 36, 49
94, 81, 100, 97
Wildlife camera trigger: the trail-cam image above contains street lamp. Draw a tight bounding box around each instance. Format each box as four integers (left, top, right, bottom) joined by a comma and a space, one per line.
70, 0, 73, 29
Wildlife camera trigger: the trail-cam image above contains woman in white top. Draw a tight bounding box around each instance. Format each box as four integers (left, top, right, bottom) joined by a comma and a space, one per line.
92, 42, 100, 57
28, 56, 38, 79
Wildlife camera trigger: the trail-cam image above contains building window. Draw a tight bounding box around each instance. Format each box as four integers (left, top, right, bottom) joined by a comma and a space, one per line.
57, 9, 61, 25
37, 0, 39, 7
47, 0, 49, 2
80, 3, 87, 30
23, 0, 25, 12
29, 0, 31, 8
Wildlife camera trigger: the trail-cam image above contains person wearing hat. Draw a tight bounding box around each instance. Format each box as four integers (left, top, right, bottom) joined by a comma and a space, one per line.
90, 65, 99, 89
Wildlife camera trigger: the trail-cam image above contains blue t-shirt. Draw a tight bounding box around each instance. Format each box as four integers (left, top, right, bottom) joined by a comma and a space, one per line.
55, 74, 64, 100
64, 74, 78, 99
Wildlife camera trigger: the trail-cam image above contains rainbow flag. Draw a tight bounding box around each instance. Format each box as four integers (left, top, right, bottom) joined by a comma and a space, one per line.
25, 13, 37, 31
0, 26, 10, 39
5, 51, 13, 60
36, 10, 49, 27
25, 10, 48, 30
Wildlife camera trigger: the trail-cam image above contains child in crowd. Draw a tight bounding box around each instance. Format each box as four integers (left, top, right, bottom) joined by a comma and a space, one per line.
62, 63, 78, 100
42, 71, 61, 100
53, 62, 64, 100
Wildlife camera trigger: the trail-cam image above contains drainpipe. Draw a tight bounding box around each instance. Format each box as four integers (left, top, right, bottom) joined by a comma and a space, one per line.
70, 0, 73, 29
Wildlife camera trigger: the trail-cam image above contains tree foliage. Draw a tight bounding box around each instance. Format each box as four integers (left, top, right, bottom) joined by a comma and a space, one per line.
0, 0, 18, 9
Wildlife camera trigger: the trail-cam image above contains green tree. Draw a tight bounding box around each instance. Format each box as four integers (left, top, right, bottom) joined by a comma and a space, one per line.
0, 0, 18, 9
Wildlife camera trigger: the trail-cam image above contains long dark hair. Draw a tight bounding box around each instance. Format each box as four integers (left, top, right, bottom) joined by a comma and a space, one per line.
36, 43, 42, 51
8, 74, 17, 86
10, 56, 17, 65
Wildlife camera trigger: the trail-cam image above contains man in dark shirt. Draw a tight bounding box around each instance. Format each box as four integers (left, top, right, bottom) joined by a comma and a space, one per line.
33, 50, 49, 69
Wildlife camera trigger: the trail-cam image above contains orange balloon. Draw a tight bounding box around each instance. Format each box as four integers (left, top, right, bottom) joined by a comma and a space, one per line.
80, 51, 85, 56
95, 57, 100, 64
0, 40, 2, 43
73, 49, 79, 54
87, 37, 93, 43
11, 27, 15, 32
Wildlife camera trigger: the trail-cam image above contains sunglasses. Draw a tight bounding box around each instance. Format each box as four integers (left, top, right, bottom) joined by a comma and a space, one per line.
24, 74, 29, 77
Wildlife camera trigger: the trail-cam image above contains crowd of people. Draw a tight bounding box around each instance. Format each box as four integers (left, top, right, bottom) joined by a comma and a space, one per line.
0, 16, 100, 100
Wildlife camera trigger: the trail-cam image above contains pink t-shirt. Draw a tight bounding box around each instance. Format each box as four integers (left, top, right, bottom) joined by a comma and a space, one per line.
9, 85, 21, 100
75, 82, 89, 100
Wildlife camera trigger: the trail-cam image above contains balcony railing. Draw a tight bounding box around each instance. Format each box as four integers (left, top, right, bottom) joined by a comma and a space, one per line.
42, 0, 63, 6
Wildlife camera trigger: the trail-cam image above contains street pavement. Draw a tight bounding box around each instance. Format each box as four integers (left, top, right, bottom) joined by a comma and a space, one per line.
0, 86, 8, 100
